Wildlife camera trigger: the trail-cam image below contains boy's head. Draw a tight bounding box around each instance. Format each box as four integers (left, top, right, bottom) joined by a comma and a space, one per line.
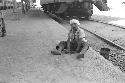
70, 19, 80, 30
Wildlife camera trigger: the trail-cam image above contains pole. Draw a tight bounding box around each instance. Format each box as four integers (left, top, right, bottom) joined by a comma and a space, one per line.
12, 0, 20, 20
12, 0, 17, 13
21, 0, 25, 14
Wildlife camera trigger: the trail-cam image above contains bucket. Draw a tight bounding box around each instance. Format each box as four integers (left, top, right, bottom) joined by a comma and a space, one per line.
100, 48, 110, 60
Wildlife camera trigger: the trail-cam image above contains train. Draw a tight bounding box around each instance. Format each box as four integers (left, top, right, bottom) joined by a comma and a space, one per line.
40, 0, 109, 19
0, 0, 14, 10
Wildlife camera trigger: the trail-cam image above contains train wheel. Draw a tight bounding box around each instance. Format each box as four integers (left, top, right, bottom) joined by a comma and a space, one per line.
85, 15, 91, 20
62, 12, 68, 19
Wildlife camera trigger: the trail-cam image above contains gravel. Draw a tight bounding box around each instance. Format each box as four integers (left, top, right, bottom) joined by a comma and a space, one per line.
61, 20, 125, 73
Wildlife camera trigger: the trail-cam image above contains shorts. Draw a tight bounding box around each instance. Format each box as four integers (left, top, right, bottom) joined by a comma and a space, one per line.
56, 40, 83, 52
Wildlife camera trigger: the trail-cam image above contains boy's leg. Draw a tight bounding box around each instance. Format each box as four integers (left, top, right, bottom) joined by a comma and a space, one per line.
80, 42, 89, 55
56, 41, 67, 53
77, 42, 89, 59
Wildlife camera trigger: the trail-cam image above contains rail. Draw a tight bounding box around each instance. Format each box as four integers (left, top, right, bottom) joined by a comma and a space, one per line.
45, 10, 125, 51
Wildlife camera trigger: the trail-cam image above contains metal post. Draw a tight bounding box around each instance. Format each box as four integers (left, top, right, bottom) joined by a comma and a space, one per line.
21, 0, 25, 14
12, 0, 17, 13
12, 0, 20, 20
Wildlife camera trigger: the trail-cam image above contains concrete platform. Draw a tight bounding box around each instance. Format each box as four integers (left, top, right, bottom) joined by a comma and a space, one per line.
0, 8, 125, 83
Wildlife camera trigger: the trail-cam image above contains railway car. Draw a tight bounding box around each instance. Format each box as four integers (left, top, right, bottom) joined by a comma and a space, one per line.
40, 0, 108, 19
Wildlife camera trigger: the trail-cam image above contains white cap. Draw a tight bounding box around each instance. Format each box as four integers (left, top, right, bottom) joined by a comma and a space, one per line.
70, 19, 80, 26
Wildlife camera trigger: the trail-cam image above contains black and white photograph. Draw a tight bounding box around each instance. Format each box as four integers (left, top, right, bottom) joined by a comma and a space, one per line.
0, 0, 125, 83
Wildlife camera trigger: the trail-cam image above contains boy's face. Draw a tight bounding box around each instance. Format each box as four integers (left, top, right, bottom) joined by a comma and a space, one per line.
70, 23, 79, 30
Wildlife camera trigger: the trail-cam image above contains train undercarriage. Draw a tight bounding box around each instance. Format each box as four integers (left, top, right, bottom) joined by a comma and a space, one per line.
41, 0, 108, 20
42, 2, 93, 20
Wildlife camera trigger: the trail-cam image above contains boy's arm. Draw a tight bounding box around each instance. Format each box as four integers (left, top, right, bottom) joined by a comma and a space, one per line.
76, 38, 83, 53
67, 33, 71, 52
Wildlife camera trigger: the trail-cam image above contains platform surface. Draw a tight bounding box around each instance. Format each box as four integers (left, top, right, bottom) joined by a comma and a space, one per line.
0, 8, 125, 83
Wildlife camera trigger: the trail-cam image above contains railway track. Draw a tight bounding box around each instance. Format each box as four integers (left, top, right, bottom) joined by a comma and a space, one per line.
46, 11, 125, 51
87, 18, 125, 50
80, 21, 125, 50
89, 18, 125, 30
44, 10, 125, 72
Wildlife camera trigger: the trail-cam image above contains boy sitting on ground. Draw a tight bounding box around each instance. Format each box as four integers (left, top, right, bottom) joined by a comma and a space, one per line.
52, 18, 89, 58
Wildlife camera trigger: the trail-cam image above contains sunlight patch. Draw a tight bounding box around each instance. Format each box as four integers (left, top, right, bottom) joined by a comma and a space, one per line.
109, 20, 125, 27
